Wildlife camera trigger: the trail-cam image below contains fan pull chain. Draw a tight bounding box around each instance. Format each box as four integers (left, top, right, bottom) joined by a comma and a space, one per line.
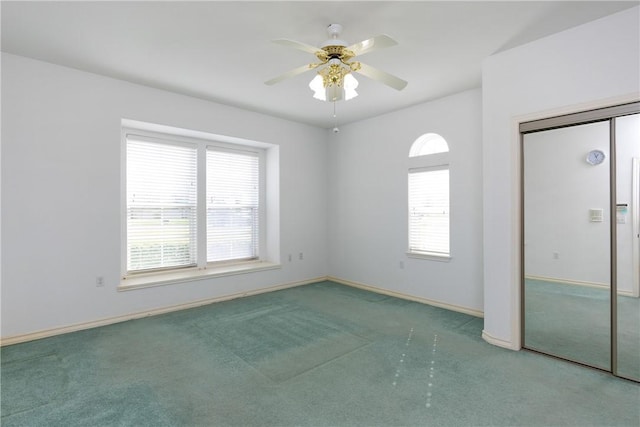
332, 101, 340, 133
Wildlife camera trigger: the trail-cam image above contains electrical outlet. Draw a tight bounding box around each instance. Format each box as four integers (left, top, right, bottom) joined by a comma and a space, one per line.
553, 252, 559, 260
288, 254, 292, 262
299, 252, 303, 260
96, 276, 104, 287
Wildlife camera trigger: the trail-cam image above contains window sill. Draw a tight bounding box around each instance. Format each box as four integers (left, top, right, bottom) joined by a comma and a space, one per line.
406, 252, 451, 262
118, 261, 281, 292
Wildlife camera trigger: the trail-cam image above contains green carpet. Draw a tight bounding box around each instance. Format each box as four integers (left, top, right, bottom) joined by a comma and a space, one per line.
2, 280, 639, 426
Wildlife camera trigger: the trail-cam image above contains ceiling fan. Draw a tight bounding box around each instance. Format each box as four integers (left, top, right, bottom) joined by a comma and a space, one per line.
265, 24, 407, 102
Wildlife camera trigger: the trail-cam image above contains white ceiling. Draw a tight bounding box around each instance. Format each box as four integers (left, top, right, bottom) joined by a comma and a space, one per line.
2, 1, 637, 128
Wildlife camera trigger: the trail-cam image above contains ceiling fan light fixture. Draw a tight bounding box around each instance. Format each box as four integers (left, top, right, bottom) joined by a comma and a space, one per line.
309, 64, 358, 102
309, 74, 326, 101
344, 73, 359, 101
325, 84, 344, 102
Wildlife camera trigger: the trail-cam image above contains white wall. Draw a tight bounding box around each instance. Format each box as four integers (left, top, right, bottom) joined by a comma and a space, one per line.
328, 88, 484, 314
482, 6, 640, 348
1, 53, 329, 339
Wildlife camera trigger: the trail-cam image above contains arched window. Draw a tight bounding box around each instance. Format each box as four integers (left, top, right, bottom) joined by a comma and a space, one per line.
408, 133, 450, 259
409, 133, 449, 157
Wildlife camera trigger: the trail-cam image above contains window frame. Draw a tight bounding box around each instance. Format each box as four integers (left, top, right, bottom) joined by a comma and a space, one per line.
120, 125, 277, 290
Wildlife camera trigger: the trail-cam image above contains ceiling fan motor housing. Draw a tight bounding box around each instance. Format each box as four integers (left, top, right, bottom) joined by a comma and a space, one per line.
321, 23, 348, 49
317, 46, 355, 64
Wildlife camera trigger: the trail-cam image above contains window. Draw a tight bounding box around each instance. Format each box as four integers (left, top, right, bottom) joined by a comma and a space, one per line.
408, 133, 450, 259
127, 138, 198, 272
123, 126, 274, 283
206, 148, 259, 263
408, 166, 449, 255
409, 133, 449, 156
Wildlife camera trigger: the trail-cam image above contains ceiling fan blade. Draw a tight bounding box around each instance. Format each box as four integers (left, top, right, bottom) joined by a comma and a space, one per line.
264, 64, 315, 86
272, 39, 322, 55
347, 34, 398, 57
355, 62, 407, 91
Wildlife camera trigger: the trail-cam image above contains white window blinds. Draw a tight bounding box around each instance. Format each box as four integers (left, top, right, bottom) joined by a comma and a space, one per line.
408, 167, 450, 256
126, 137, 197, 272
206, 148, 259, 263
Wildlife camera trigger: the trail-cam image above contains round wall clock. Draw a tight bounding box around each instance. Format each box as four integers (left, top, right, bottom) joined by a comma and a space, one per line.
586, 149, 606, 165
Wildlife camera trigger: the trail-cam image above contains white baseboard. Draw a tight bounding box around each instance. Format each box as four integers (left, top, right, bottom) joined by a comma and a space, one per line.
328, 276, 484, 318
482, 330, 518, 350
525, 274, 607, 289
0, 276, 325, 347
525, 274, 636, 296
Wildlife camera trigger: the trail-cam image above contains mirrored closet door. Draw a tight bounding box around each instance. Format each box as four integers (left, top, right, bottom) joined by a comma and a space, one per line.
521, 102, 639, 382
615, 113, 640, 381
